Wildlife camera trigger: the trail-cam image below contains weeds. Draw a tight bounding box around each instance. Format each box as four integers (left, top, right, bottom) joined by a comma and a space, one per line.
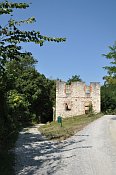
39, 113, 103, 140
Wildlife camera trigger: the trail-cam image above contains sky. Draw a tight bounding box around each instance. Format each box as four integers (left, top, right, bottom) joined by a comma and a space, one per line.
1, 0, 116, 84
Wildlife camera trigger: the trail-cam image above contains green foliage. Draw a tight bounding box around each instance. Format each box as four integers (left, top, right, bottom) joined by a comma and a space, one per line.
5, 55, 54, 123
0, 1, 29, 15
0, 0, 66, 145
101, 43, 116, 114
101, 84, 116, 114
66, 75, 82, 85
103, 42, 116, 85
0, 0, 66, 75
87, 104, 95, 116
8, 90, 29, 109
7, 89, 30, 123
47, 79, 56, 107
0, 1, 65, 172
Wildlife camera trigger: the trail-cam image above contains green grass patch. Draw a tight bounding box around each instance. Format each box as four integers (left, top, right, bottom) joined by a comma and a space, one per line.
39, 113, 103, 140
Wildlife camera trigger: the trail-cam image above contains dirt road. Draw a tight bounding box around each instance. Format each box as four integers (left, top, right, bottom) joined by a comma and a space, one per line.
15, 115, 116, 175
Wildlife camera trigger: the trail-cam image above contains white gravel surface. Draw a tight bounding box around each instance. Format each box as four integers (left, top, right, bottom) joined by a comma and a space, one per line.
15, 115, 116, 175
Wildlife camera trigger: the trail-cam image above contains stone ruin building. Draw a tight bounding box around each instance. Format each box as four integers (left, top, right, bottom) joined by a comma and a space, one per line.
56, 81, 101, 119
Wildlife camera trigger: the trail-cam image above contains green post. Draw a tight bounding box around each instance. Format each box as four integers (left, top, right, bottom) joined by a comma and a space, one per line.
57, 116, 62, 127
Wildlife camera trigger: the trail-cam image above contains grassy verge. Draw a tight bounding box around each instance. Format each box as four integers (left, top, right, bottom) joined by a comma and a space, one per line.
39, 113, 103, 140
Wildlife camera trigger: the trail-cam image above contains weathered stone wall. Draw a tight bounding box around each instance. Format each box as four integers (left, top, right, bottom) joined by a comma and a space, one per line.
56, 81, 100, 119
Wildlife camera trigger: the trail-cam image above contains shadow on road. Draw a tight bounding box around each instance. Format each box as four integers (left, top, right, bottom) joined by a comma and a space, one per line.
15, 129, 91, 175
111, 116, 116, 120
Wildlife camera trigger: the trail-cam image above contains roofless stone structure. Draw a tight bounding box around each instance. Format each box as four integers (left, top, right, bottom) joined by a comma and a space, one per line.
56, 81, 100, 119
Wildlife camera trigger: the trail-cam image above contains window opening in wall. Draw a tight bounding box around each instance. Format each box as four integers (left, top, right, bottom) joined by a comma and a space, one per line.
85, 102, 92, 114
85, 86, 91, 97
65, 103, 71, 111
86, 89, 90, 94
65, 85, 71, 94
85, 106, 89, 114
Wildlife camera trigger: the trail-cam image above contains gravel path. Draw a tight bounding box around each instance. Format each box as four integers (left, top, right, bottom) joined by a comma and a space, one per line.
15, 115, 116, 175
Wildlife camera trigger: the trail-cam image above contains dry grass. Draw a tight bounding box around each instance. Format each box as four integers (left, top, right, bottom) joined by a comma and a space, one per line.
39, 113, 103, 140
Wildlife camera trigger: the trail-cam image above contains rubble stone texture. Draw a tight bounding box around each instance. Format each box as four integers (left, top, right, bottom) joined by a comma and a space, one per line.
56, 81, 100, 119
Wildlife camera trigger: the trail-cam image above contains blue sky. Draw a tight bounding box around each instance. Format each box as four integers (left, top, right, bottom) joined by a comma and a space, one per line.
2, 0, 116, 84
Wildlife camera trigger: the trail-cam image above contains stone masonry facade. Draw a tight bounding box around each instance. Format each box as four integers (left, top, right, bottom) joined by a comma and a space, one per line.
56, 81, 101, 119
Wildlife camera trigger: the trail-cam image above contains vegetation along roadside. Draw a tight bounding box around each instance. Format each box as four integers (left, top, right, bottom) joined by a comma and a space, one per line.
39, 113, 103, 140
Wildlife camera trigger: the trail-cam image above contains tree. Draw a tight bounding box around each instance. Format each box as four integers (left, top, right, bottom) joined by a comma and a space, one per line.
101, 85, 116, 114
0, 1, 66, 74
0, 0, 66, 142
6, 55, 52, 123
103, 42, 116, 85
101, 42, 116, 114
67, 75, 82, 84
